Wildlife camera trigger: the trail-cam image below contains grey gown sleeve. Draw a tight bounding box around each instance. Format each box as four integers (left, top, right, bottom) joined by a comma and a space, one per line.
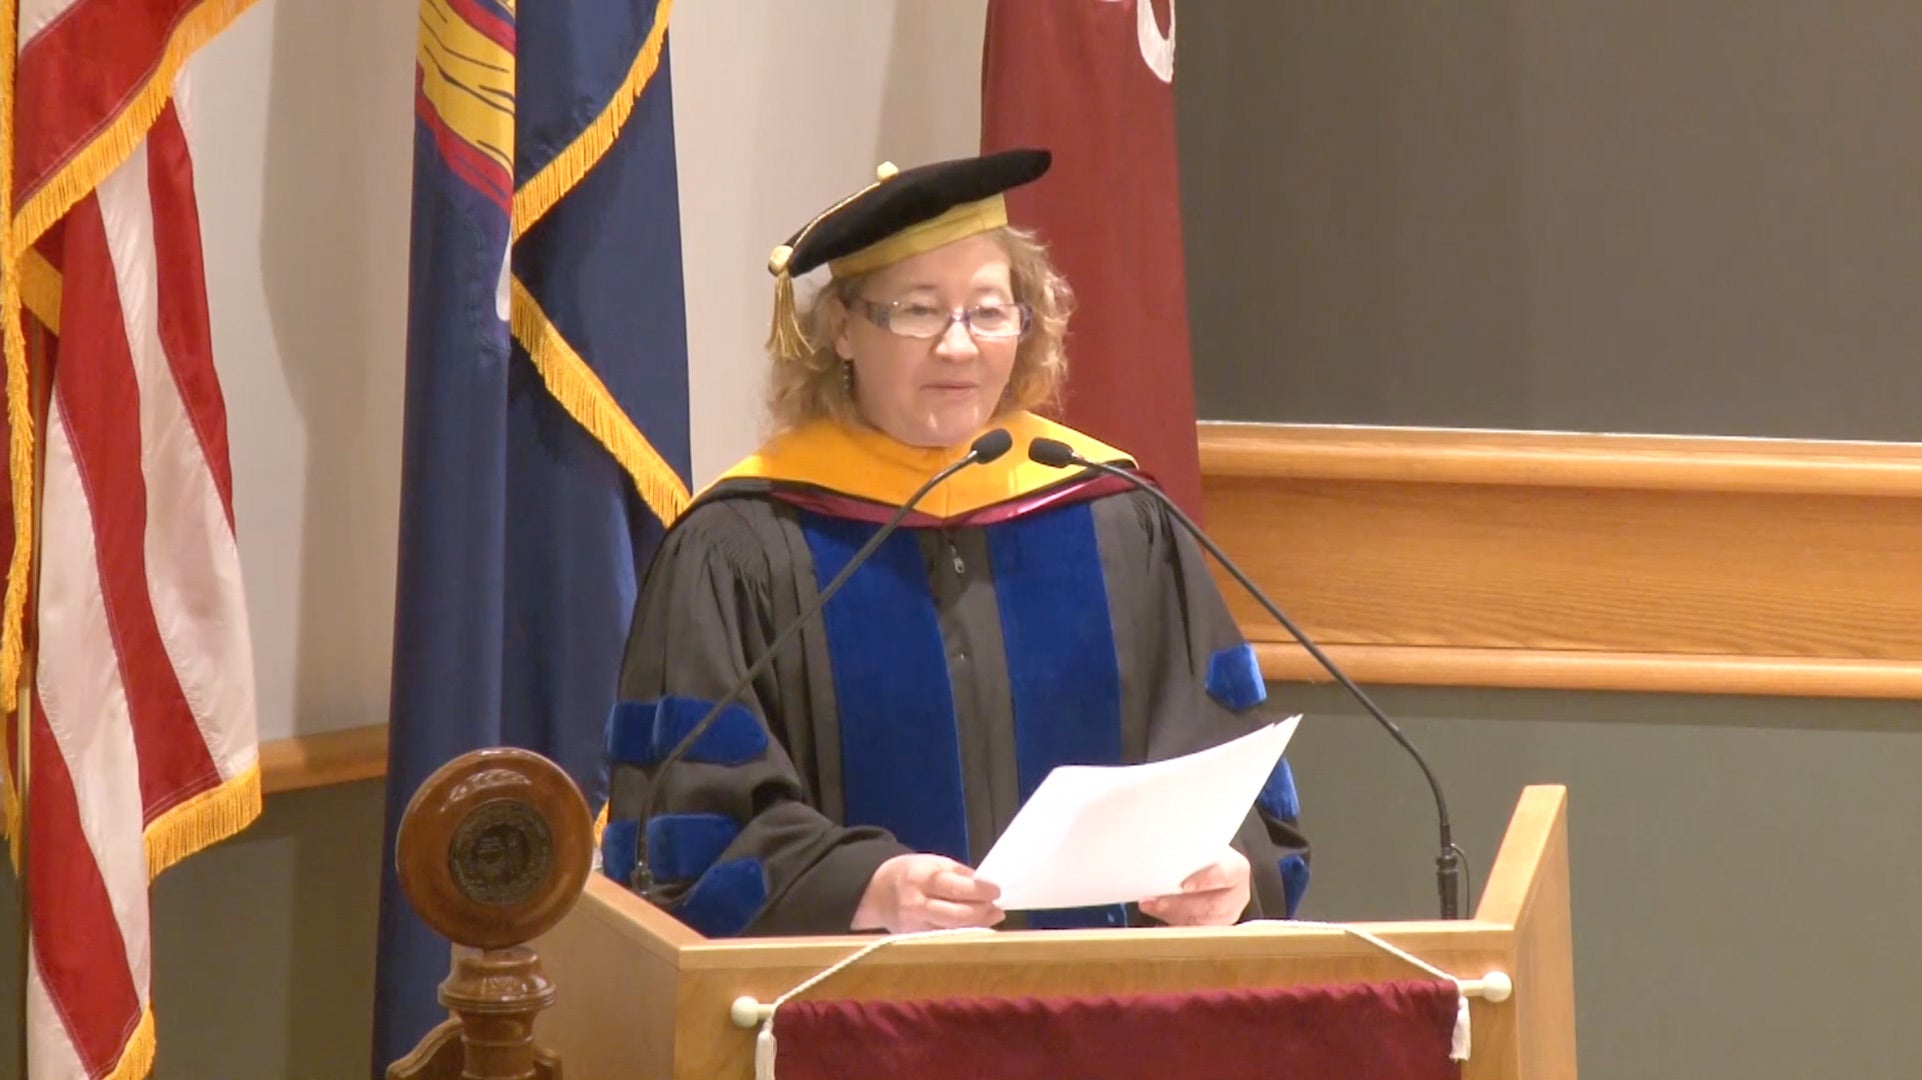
599, 499, 910, 937
1127, 488, 1313, 921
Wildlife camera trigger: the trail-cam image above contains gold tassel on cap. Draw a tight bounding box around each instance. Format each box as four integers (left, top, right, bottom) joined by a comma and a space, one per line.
765, 243, 809, 358
764, 160, 904, 357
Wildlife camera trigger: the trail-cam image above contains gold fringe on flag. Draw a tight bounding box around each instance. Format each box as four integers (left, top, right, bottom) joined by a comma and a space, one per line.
144, 763, 263, 880
10, 0, 261, 252
101, 1006, 156, 1080
508, 277, 691, 527
503, 0, 688, 526
511, 0, 674, 241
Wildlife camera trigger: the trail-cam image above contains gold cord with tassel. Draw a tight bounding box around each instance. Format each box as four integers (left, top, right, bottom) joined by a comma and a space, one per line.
765, 245, 810, 357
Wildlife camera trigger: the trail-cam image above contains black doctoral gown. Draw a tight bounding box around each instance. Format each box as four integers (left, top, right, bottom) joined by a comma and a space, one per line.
599, 411, 1308, 936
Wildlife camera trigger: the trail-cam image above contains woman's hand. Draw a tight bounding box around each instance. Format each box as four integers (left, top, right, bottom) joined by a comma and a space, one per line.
852, 854, 1005, 933
1139, 848, 1251, 926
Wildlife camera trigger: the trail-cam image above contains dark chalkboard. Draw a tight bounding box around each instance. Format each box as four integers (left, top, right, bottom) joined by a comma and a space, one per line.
1177, 2, 1922, 442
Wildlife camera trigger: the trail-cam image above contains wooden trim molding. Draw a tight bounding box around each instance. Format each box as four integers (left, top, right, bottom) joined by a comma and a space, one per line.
1199, 422, 1922, 699
260, 723, 388, 794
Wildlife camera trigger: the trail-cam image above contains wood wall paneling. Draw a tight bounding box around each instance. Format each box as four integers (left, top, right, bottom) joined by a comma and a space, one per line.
1200, 423, 1922, 698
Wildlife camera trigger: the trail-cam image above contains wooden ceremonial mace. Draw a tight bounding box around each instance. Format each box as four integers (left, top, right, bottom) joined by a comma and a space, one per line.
385, 746, 593, 1079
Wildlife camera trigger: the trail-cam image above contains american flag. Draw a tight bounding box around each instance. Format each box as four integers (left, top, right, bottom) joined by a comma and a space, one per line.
4, 1, 263, 1077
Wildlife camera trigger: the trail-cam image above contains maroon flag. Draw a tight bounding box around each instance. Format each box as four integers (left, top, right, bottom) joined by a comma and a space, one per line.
771, 979, 1463, 1080
982, 0, 1205, 519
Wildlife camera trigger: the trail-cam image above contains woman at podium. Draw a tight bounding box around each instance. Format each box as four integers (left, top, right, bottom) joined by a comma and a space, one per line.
599, 149, 1308, 938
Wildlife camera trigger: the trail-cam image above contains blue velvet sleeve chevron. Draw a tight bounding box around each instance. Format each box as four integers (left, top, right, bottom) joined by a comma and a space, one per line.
600, 695, 774, 936
1279, 854, 1309, 917
1205, 646, 1310, 918
1205, 643, 1267, 712
644, 813, 741, 881
1258, 758, 1301, 822
1259, 757, 1309, 917
645, 814, 767, 938
597, 811, 769, 937
605, 695, 769, 767
600, 817, 642, 886
674, 859, 769, 939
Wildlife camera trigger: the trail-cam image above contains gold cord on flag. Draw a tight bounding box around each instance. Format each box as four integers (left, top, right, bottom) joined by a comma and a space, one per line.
0, 0, 34, 740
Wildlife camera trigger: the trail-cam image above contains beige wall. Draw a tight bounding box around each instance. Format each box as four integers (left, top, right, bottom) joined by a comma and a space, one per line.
193, 0, 413, 748
674, 2, 989, 484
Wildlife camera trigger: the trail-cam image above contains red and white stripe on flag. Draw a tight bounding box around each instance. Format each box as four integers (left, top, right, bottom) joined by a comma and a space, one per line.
5, 1, 263, 1077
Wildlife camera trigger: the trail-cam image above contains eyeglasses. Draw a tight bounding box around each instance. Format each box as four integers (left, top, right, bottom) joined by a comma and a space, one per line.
852, 298, 1033, 341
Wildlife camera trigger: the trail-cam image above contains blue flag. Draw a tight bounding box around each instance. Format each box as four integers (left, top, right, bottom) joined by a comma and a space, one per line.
372, 0, 691, 1068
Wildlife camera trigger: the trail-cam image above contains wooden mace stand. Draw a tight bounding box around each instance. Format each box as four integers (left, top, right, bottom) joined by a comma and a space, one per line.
384, 747, 594, 1080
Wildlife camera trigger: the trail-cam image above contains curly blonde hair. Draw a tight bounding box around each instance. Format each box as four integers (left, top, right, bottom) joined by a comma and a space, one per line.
764, 225, 1074, 436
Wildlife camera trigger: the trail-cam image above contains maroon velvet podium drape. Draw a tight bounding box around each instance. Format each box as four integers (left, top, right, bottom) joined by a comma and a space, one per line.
771, 979, 1462, 1080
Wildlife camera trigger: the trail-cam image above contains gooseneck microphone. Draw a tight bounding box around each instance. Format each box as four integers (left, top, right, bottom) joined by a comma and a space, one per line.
631, 427, 1015, 900
1028, 437, 1467, 919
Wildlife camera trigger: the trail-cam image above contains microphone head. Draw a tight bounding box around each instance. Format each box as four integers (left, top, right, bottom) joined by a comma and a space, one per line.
971, 427, 1014, 463
1027, 437, 1078, 469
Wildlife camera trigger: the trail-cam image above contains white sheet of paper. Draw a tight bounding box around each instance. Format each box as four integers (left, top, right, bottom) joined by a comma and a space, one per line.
974, 715, 1301, 911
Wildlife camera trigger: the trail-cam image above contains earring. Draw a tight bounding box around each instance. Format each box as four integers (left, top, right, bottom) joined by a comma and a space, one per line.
840, 359, 854, 394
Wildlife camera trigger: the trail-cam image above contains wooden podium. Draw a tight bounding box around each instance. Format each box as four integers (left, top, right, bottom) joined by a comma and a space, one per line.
531, 784, 1577, 1079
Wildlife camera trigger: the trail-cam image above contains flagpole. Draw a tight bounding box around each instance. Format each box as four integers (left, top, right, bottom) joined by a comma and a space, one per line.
13, 630, 27, 1080
13, 323, 44, 1080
